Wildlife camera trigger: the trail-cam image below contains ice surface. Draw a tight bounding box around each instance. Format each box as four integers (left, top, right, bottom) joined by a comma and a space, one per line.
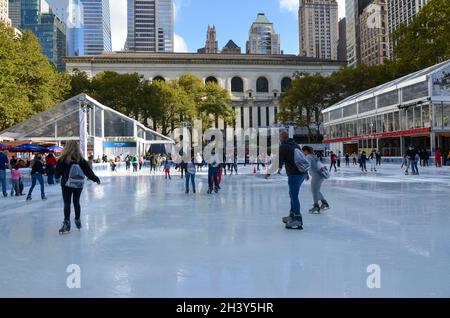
1, 164, 450, 297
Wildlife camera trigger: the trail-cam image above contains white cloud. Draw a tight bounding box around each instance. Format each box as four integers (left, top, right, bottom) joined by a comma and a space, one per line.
279, 0, 298, 12
110, 0, 127, 51
174, 33, 188, 52
279, 0, 346, 18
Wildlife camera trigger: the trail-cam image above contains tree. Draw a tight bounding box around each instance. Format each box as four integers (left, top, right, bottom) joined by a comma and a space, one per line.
199, 82, 235, 128
0, 24, 70, 131
147, 80, 197, 136
392, 0, 450, 74
90, 71, 147, 118
67, 69, 92, 98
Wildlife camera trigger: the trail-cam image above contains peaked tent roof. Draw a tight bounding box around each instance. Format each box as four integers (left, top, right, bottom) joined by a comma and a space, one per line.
0, 94, 174, 144
223, 40, 239, 49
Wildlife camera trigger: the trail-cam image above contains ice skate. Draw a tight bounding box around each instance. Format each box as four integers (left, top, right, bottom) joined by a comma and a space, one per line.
320, 200, 330, 210
59, 220, 71, 234
74, 218, 82, 230
214, 187, 219, 193
41, 195, 47, 201
309, 204, 321, 214
282, 211, 294, 224
207, 188, 212, 194
185, 189, 189, 194
285, 215, 303, 230
26, 195, 32, 201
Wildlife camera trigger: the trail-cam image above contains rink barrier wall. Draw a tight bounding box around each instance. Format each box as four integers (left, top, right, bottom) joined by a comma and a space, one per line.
2, 157, 445, 188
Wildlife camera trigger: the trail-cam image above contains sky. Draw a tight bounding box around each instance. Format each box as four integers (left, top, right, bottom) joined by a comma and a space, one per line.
110, 0, 346, 53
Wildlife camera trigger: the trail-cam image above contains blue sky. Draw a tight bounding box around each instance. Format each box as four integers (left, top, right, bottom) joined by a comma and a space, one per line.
110, 0, 346, 54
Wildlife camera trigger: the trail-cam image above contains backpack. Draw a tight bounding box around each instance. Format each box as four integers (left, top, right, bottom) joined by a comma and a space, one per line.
316, 159, 330, 179
65, 163, 85, 189
294, 148, 310, 173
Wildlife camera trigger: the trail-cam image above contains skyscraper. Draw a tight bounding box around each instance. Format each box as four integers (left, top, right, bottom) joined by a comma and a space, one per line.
222, 40, 241, 54
345, 0, 371, 67
360, 0, 388, 66
298, 0, 339, 60
246, 13, 280, 55
387, 0, 428, 57
337, 18, 346, 61
197, 25, 218, 53
8, 0, 20, 27
46, 0, 84, 56
125, 0, 174, 52
1, 0, 10, 24
80, 0, 111, 55
20, 0, 67, 70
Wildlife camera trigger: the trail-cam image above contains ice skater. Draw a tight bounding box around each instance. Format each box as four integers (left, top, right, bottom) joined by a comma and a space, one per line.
207, 149, 220, 194
26, 154, 47, 201
55, 141, 100, 234
10, 165, 22, 196
185, 156, 196, 194
329, 151, 337, 172
279, 131, 310, 230
360, 151, 368, 172
302, 146, 330, 214
345, 153, 350, 166
164, 159, 171, 179
0, 150, 9, 197
369, 150, 377, 172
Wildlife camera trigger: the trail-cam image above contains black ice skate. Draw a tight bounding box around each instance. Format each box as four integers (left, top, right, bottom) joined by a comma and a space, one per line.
320, 201, 330, 210
26, 195, 32, 201
214, 187, 219, 193
59, 220, 71, 234
282, 211, 294, 224
309, 204, 321, 214
74, 218, 82, 230
285, 215, 303, 230
207, 188, 212, 194
41, 195, 47, 201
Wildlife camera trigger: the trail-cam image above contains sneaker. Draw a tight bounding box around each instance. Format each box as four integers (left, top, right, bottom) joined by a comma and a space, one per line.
309, 204, 320, 214
282, 211, 294, 224
59, 220, 71, 234
74, 218, 82, 230
285, 215, 303, 230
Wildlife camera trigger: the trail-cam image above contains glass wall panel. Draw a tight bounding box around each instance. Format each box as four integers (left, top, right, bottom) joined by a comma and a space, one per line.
414, 106, 422, 128
330, 109, 342, 121
95, 106, 103, 137
57, 111, 80, 137
137, 126, 145, 139
434, 103, 443, 128
393, 112, 400, 131
24, 123, 56, 138
443, 104, 450, 129
407, 109, 414, 129
104, 110, 134, 137
422, 105, 430, 128
343, 103, 357, 117
402, 81, 429, 102
378, 90, 399, 108
358, 98, 376, 114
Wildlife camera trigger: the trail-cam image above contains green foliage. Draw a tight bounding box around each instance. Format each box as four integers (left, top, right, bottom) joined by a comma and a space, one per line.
0, 23, 70, 131
279, 0, 450, 140
392, 0, 450, 74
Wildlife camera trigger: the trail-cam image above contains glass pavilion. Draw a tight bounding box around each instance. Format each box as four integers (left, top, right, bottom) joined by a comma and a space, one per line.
322, 60, 450, 157
0, 94, 174, 158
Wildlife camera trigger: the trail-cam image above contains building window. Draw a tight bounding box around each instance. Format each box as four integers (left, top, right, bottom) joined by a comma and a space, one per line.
205, 76, 218, 84
256, 77, 269, 93
231, 77, 244, 93
153, 76, 165, 82
281, 77, 292, 92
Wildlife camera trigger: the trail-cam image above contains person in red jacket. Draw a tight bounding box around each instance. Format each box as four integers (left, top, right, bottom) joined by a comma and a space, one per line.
46, 153, 57, 185
435, 148, 442, 167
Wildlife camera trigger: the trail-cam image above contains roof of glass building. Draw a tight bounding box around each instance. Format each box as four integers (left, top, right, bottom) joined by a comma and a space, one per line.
0, 94, 174, 144
323, 59, 450, 113
255, 13, 271, 23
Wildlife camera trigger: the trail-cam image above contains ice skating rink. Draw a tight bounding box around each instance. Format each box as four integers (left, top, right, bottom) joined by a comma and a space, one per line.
1, 164, 450, 297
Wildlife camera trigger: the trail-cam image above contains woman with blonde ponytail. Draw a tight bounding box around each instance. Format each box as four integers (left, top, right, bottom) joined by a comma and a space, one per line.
55, 141, 100, 234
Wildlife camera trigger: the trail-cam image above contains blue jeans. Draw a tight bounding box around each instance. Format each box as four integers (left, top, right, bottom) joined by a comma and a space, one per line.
288, 175, 305, 216
47, 173, 55, 185
411, 160, 419, 174
208, 166, 219, 189
28, 173, 45, 197
185, 172, 196, 191
0, 170, 6, 195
